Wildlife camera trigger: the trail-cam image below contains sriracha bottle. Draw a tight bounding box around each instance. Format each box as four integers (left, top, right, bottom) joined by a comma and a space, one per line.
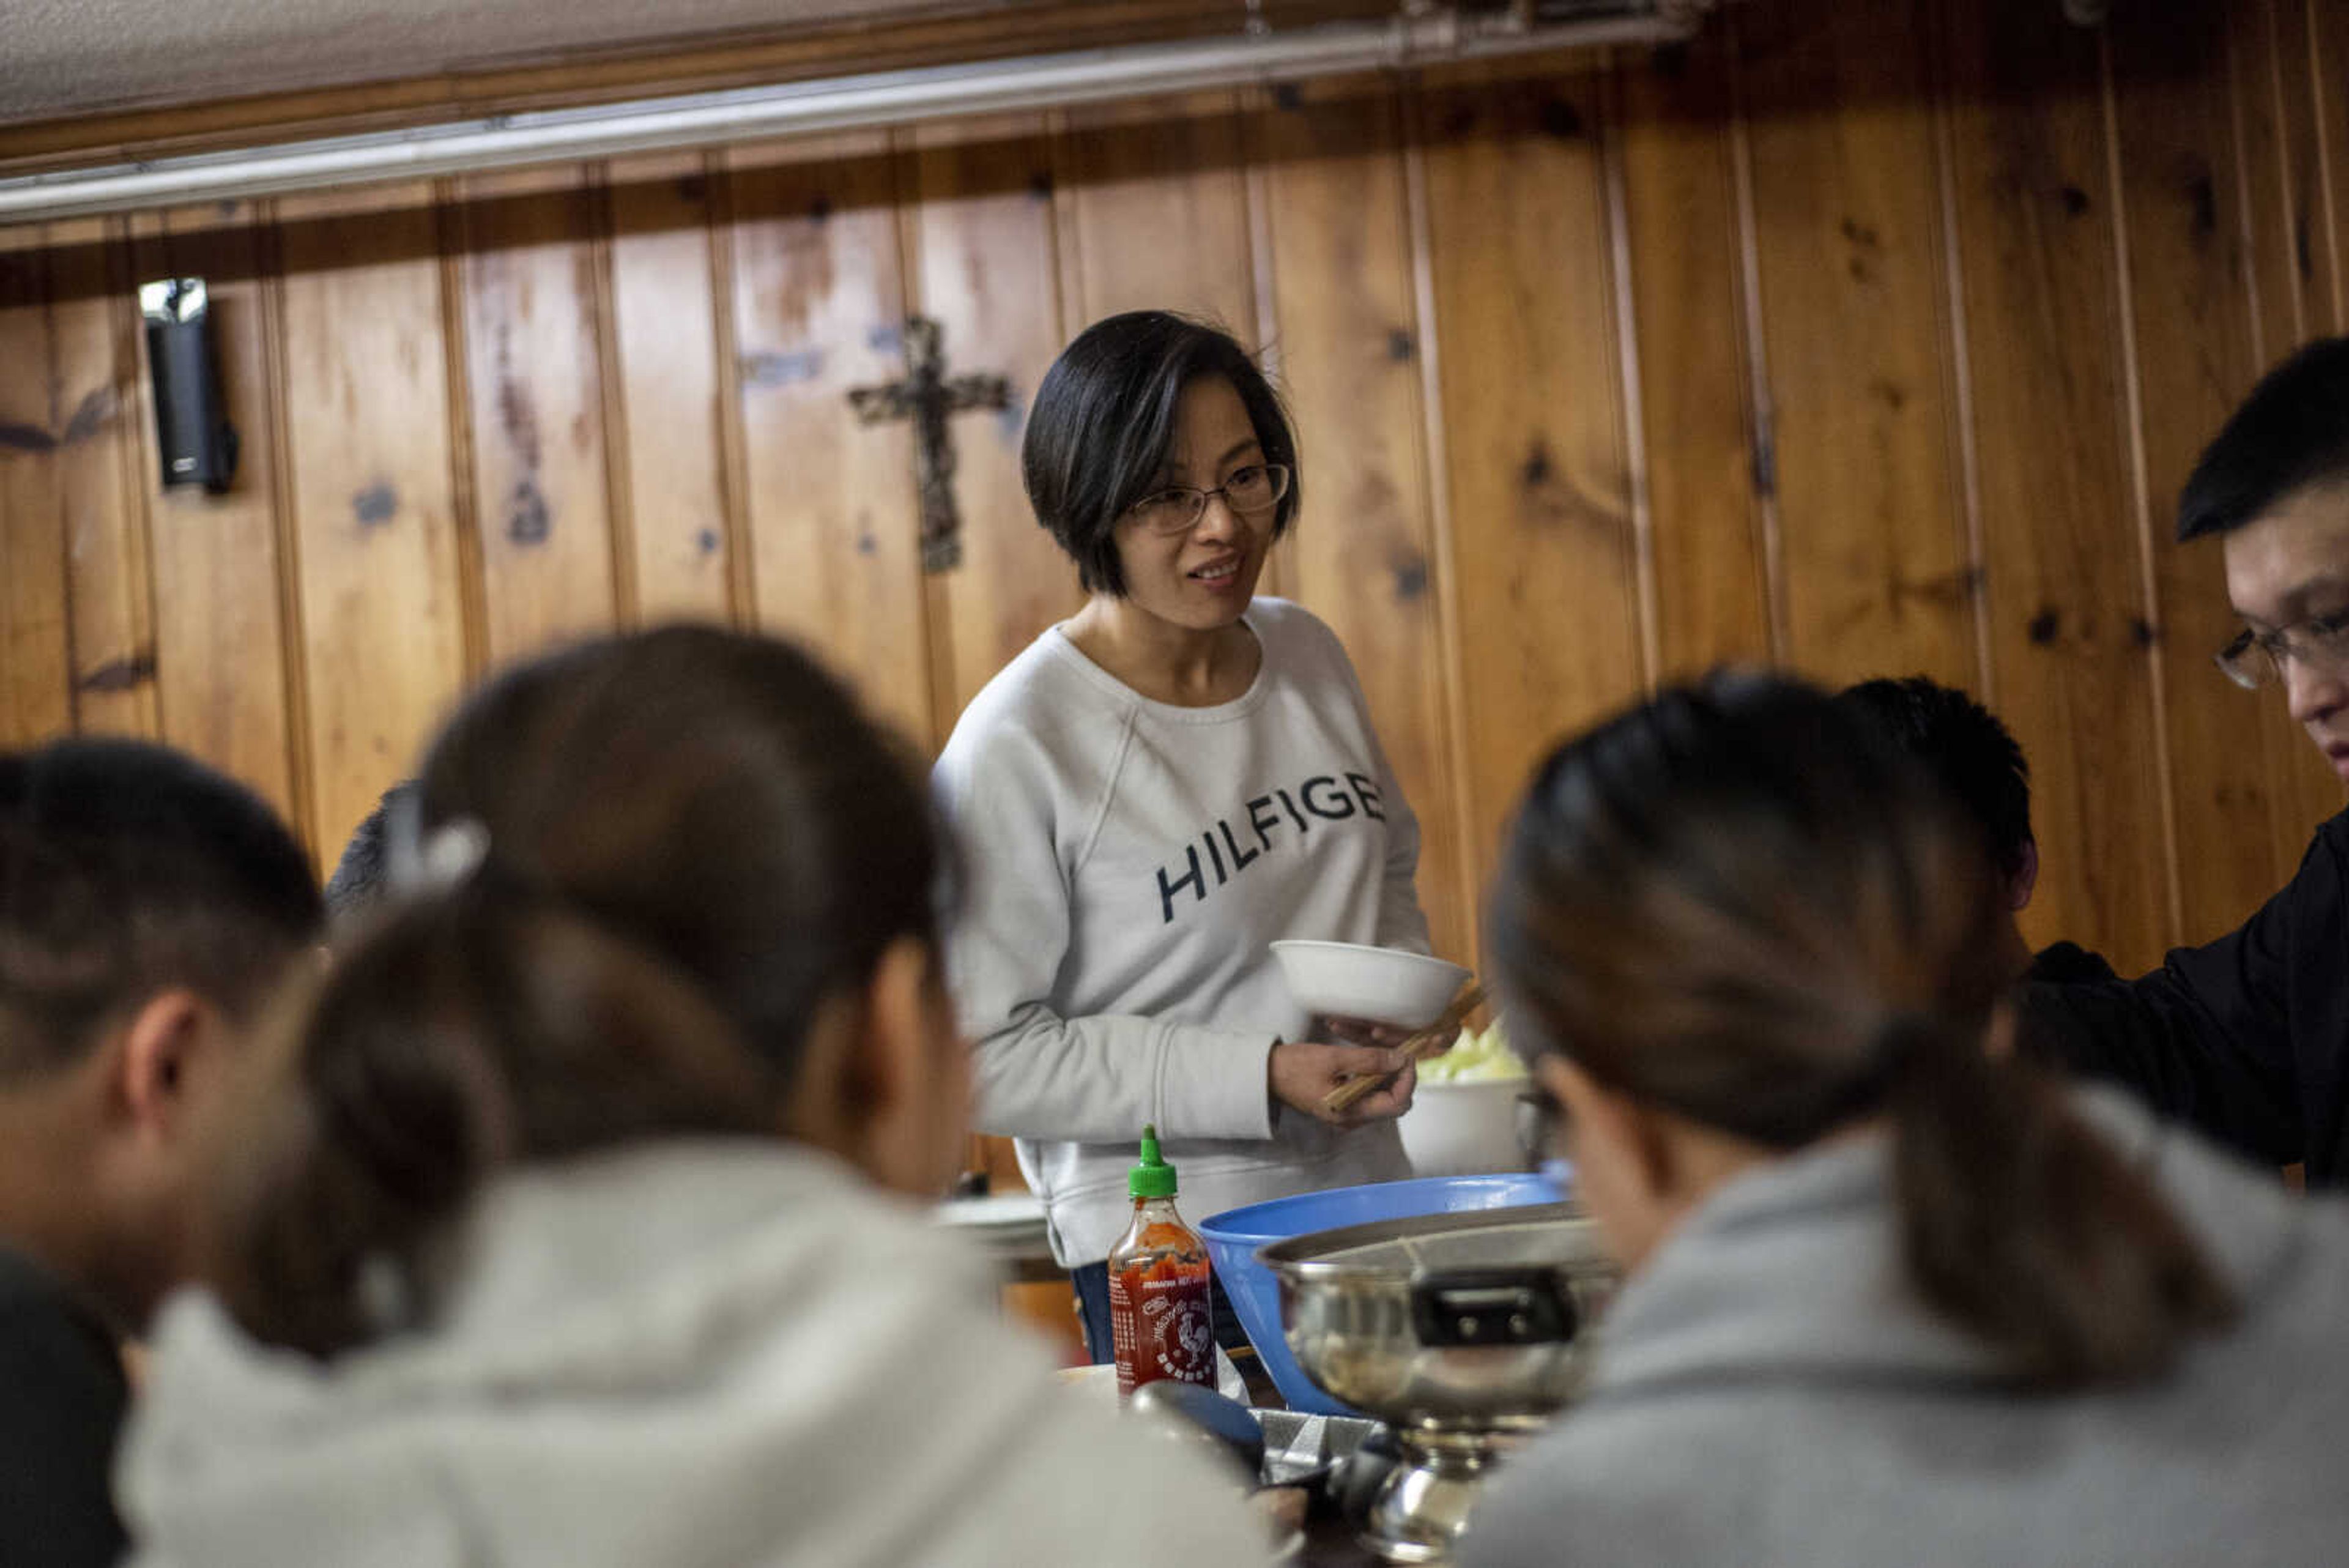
1107, 1124, 1215, 1399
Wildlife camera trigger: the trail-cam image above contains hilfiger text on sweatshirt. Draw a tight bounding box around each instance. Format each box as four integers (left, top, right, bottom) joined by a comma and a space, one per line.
1153, 770, 1387, 924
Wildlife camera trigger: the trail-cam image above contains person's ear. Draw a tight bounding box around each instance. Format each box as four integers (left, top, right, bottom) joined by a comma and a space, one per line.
1542, 1053, 1709, 1272
1545, 1058, 1669, 1183
1602, 1080, 1680, 1200
2008, 839, 2040, 913
858, 941, 927, 1117
113, 990, 213, 1143
1534, 1055, 1578, 1115
848, 938, 968, 1198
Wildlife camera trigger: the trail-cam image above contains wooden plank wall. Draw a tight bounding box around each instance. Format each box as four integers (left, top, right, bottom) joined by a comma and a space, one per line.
2, 0, 2343, 987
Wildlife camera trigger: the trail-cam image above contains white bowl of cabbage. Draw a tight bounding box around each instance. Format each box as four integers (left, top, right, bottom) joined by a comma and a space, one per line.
1400, 1021, 1534, 1176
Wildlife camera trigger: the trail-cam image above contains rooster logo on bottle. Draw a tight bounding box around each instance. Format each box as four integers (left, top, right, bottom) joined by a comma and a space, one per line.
1159, 1296, 1212, 1379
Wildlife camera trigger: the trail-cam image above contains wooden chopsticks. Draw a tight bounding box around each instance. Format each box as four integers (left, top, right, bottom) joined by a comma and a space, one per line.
1320, 982, 1488, 1116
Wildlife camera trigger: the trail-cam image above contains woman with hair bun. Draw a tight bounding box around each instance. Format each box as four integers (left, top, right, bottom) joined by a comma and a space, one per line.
1464, 672, 2349, 1568
115, 626, 1271, 1568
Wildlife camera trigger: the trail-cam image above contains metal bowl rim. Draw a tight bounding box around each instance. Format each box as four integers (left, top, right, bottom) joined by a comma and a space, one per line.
1253, 1200, 1605, 1284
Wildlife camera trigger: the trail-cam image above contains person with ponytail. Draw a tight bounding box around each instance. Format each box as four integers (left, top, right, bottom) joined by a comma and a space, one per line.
113, 627, 1271, 1568
1462, 672, 2349, 1568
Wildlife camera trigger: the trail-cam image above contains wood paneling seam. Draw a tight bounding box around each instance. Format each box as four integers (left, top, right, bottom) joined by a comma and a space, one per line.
704, 149, 755, 631
256, 201, 319, 858
1920, 0, 1992, 705
883, 127, 944, 753
2227, 16, 2274, 368
37, 241, 84, 732
2304, 0, 2345, 329
434, 180, 490, 683
113, 216, 168, 741
588, 161, 642, 630
1398, 80, 1482, 965
2262, 0, 2309, 345
1598, 56, 1662, 695
1241, 95, 1282, 377
1722, 17, 1789, 666
1045, 108, 1088, 339
891, 127, 958, 755
2099, 26, 2187, 949
1238, 92, 1285, 602
1222, 89, 1264, 349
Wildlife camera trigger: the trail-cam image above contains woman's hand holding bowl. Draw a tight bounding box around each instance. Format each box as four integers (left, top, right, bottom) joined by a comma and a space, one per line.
1269, 1019, 1419, 1126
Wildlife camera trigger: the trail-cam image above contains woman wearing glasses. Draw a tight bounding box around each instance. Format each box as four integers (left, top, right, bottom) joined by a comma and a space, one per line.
935, 311, 1427, 1361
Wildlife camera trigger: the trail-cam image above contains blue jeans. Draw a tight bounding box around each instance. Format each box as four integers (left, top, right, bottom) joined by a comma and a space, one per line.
1070, 1260, 1255, 1366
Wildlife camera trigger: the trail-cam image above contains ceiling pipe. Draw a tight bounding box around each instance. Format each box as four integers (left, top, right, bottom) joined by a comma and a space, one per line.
0, 4, 1699, 223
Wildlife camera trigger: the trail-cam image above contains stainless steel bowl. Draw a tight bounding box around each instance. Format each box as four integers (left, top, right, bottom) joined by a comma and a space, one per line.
1257, 1203, 1620, 1562
1258, 1201, 1617, 1431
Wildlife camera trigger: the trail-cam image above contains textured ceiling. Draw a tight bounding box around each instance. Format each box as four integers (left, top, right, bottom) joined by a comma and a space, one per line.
0, 0, 992, 124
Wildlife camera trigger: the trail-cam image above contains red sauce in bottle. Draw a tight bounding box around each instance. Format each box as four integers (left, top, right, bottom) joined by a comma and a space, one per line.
1106, 1126, 1215, 1398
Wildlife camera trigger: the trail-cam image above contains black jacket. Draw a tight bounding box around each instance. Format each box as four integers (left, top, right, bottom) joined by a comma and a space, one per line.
2024, 940, 2118, 986
0, 1246, 129, 1568
2023, 811, 2349, 1184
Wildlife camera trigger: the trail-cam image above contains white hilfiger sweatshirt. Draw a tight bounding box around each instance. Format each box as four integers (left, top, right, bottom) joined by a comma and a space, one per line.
935, 598, 1430, 1265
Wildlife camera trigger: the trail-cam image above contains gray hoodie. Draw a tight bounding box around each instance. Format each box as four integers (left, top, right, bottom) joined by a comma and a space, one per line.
1461, 1093, 2349, 1568
117, 1141, 1272, 1568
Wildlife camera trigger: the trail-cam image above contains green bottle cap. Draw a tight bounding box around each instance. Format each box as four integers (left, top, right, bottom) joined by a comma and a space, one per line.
1129, 1124, 1179, 1200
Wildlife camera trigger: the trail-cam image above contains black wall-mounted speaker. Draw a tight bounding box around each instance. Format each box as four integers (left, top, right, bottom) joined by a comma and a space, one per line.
140, 277, 239, 493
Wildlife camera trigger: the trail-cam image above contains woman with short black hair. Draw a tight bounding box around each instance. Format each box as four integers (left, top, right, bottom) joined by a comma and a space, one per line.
1019, 313, 1302, 597
936, 311, 1431, 1359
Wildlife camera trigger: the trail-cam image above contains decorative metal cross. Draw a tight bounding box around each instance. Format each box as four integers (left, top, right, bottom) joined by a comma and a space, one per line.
847, 315, 1013, 574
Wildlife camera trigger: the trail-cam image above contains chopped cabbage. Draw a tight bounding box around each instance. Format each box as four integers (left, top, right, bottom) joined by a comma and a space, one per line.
1420, 1019, 1527, 1083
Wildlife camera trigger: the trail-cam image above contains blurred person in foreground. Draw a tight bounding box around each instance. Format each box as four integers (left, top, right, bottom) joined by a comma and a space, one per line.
2022, 338, 2349, 1182
1461, 674, 2349, 1568
1836, 674, 2113, 986
0, 740, 322, 1567
116, 626, 1271, 1568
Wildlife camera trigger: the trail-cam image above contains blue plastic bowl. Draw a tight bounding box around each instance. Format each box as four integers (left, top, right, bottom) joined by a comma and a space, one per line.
1200, 1172, 1566, 1416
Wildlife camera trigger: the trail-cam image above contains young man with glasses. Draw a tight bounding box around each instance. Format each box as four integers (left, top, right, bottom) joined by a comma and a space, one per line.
2025, 337, 2349, 1183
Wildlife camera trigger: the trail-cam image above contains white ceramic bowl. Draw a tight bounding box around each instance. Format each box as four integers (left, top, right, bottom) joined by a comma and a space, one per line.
1400, 1079, 1532, 1176
1269, 940, 1471, 1030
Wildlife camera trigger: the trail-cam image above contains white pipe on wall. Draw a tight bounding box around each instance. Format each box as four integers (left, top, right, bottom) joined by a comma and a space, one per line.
0, 6, 1697, 223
